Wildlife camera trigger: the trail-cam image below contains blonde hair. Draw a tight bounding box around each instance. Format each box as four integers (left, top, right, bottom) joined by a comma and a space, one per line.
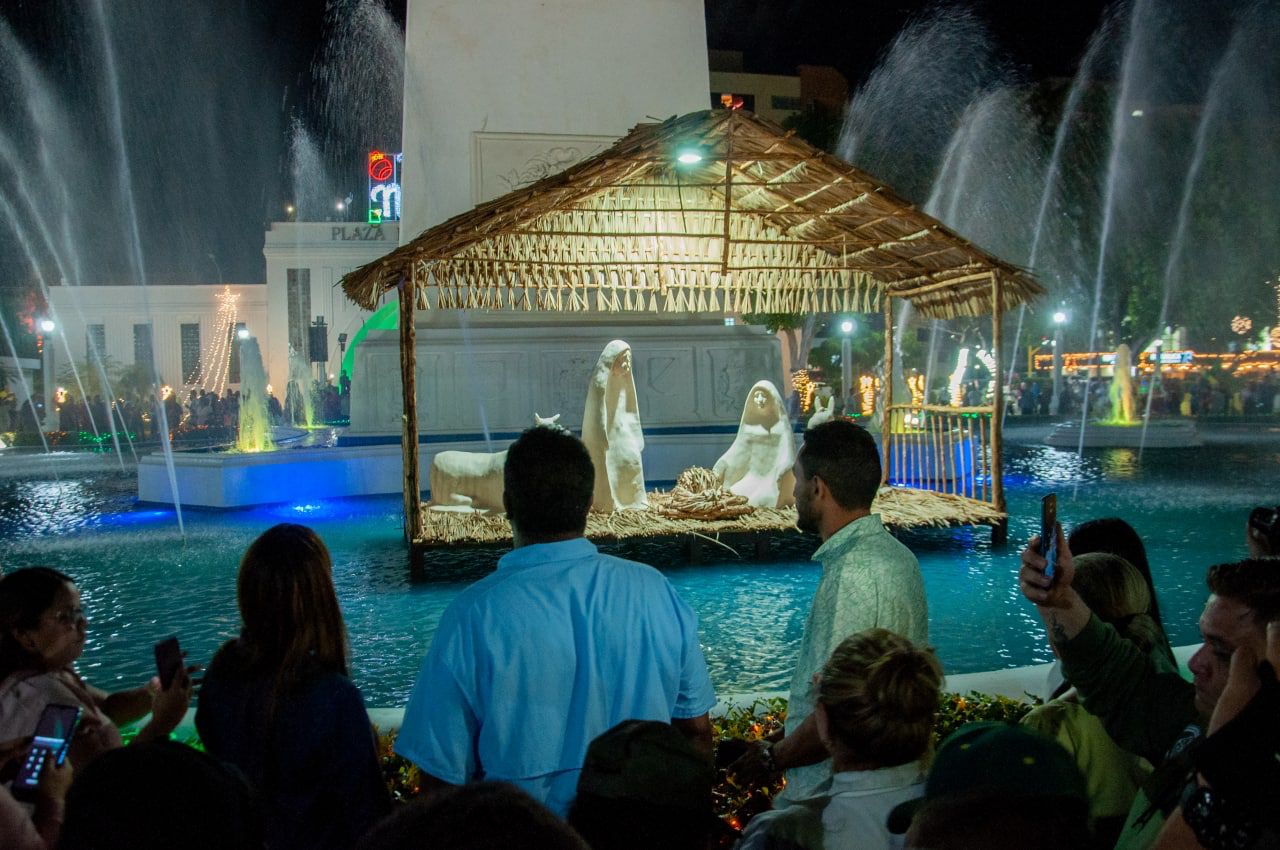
818, 628, 943, 767
1072, 552, 1164, 655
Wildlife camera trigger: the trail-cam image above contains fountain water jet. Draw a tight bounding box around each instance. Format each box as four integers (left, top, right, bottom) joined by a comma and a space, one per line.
286, 345, 316, 428
90, 0, 183, 536
235, 337, 275, 453
1005, 15, 1114, 416
1138, 22, 1249, 457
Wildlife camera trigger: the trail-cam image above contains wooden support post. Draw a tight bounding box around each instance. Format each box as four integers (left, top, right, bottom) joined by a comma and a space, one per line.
399, 277, 424, 545
990, 272, 1007, 544
881, 295, 893, 485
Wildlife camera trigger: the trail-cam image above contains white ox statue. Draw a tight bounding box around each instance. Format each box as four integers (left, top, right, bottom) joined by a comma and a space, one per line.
427, 413, 561, 512
807, 392, 836, 429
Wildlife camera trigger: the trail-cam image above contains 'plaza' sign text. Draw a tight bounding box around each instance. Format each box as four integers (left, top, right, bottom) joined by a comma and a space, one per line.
331, 226, 388, 241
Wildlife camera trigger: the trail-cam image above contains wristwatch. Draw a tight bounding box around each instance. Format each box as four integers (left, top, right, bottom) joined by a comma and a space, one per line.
759, 742, 779, 774
1180, 783, 1258, 850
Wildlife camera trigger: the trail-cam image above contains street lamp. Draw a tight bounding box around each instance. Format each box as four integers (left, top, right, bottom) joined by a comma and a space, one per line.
1050, 310, 1067, 416
840, 319, 855, 415
237, 327, 250, 340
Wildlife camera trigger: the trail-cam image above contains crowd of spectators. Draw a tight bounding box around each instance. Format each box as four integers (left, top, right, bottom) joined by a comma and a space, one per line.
0, 376, 351, 445
1003, 371, 1280, 419
1, 421, 1278, 849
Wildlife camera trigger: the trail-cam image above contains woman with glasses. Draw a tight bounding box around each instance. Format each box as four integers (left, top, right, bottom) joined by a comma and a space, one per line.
0, 567, 192, 767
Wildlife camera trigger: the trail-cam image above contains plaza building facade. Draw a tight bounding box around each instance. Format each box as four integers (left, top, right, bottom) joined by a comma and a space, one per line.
45, 222, 398, 398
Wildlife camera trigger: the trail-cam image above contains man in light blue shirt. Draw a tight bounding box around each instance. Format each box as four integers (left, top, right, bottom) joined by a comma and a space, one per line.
395, 426, 717, 816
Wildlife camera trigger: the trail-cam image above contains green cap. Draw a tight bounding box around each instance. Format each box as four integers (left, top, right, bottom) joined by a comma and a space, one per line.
886, 721, 1088, 834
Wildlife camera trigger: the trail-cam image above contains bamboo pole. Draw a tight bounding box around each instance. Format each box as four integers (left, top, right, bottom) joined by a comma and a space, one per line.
965, 416, 975, 499
912, 414, 921, 488
721, 121, 734, 276
399, 278, 423, 545
936, 412, 947, 491
979, 413, 989, 502
991, 271, 1006, 516
945, 412, 956, 496
881, 295, 893, 485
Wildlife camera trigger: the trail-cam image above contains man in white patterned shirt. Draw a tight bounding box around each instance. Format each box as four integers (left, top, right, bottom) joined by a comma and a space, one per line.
731, 420, 928, 800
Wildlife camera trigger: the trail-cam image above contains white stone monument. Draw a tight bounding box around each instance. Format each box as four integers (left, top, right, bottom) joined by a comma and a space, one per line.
346, 0, 787, 489
399, 0, 711, 239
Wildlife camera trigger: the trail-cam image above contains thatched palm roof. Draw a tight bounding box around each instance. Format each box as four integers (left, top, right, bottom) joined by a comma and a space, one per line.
340, 109, 1042, 318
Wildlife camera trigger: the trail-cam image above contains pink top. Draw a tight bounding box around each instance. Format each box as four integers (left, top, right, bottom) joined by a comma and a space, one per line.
0, 668, 124, 766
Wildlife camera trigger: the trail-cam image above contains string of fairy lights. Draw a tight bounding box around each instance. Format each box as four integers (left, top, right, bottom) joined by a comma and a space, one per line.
188, 286, 240, 396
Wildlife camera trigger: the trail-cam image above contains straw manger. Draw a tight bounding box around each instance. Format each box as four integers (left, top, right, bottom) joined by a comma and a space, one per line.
338, 109, 1041, 560
417, 483, 1007, 547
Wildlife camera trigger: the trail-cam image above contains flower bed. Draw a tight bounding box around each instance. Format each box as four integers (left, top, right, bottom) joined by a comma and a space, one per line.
373, 690, 1037, 839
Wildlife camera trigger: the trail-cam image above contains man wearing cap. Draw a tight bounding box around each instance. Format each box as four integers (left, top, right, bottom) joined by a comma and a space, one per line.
1021, 530, 1280, 849
395, 427, 717, 817
568, 720, 734, 850
886, 722, 1093, 848
732, 420, 928, 800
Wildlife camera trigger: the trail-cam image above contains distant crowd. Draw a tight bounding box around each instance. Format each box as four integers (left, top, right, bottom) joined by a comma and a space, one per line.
1006, 371, 1280, 419
0, 375, 351, 443
1, 420, 1279, 849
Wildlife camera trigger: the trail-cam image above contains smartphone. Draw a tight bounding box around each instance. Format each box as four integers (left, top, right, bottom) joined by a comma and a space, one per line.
154, 635, 182, 690
11, 703, 81, 801
1040, 494, 1058, 581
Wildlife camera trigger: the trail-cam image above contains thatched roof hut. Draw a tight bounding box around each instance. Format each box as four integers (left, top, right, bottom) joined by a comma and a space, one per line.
341, 109, 1041, 318
339, 109, 1042, 550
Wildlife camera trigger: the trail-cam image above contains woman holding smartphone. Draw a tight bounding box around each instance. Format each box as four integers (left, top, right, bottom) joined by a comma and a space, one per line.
197, 523, 389, 850
0, 567, 192, 767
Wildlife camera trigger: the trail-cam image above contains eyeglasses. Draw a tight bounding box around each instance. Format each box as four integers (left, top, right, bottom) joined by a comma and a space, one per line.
45, 607, 86, 627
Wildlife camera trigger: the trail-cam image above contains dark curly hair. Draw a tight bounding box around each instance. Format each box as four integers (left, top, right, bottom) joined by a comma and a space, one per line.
1206, 559, 1280, 624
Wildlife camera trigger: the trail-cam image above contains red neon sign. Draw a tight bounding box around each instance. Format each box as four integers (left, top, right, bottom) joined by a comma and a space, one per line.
368, 151, 394, 182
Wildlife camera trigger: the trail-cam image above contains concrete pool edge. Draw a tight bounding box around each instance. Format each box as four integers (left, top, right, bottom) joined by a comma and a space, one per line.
160, 644, 1196, 737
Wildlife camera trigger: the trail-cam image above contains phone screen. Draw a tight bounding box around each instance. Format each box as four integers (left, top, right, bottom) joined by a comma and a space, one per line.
12, 703, 81, 799
154, 635, 182, 690
1040, 494, 1058, 581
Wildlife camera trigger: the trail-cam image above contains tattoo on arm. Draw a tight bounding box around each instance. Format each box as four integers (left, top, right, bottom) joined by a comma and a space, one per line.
1049, 614, 1068, 649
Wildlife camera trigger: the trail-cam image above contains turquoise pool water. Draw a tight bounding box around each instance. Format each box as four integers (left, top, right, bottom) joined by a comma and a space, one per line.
1, 437, 1275, 705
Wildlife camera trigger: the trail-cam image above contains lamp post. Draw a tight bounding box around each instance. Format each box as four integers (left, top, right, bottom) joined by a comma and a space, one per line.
840, 318, 855, 415
38, 318, 56, 429
1050, 310, 1067, 416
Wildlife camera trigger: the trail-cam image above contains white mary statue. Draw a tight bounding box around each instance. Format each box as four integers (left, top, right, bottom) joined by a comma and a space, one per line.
582, 340, 648, 511
714, 379, 796, 508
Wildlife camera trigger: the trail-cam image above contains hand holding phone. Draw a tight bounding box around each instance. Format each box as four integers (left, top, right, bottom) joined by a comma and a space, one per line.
11, 703, 81, 801
1039, 494, 1058, 582
154, 635, 182, 690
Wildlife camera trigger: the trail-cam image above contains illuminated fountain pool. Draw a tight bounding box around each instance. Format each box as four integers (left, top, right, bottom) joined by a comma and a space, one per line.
3, 439, 1275, 705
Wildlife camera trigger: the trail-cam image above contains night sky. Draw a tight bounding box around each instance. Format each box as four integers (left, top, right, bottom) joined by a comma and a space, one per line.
704, 0, 1111, 83
0, 0, 1171, 288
